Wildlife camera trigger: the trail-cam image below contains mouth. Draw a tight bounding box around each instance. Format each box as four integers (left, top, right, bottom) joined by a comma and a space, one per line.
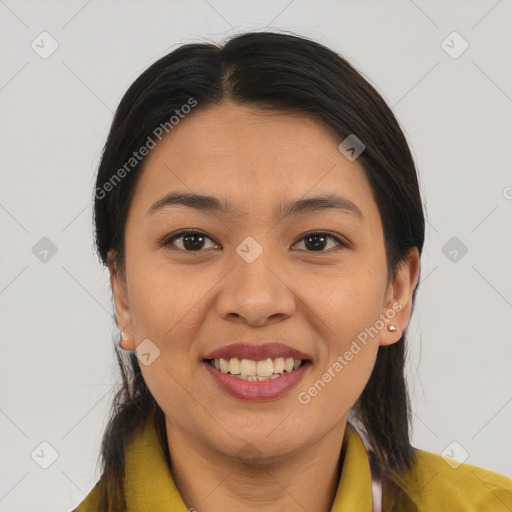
202, 342, 313, 400
204, 357, 310, 381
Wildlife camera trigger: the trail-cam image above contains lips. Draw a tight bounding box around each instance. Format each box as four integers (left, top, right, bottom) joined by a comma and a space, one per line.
204, 342, 311, 361
203, 342, 312, 401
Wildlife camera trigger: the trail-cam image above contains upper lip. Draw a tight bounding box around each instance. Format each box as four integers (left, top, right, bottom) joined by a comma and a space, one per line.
204, 342, 312, 361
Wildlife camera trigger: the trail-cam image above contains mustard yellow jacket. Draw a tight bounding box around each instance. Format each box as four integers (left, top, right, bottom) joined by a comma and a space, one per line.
72, 418, 512, 511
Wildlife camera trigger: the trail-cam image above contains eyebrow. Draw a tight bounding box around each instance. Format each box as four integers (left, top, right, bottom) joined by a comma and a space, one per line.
146, 192, 363, 221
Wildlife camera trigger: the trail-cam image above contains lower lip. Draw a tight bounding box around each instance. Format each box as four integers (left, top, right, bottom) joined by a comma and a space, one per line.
204, 361, 311, 401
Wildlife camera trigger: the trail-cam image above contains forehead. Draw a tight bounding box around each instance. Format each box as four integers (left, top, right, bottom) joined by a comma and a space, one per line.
127, 102, 379, 224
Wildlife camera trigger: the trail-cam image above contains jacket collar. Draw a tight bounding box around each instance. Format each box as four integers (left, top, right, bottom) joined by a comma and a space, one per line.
122, 417, 374, 511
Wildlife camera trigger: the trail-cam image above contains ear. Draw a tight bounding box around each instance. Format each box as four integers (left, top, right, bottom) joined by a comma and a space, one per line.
108, 249, 136, 350
379, 247, 420, 347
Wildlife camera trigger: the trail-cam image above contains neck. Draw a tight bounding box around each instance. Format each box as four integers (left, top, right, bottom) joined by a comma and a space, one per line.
165, 418, 348, 512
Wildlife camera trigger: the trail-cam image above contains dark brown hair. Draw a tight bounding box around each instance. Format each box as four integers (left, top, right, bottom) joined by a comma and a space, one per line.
89, 30, 425, 511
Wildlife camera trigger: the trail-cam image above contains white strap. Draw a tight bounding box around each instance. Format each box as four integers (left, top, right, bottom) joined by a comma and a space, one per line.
370, 473, 383, 512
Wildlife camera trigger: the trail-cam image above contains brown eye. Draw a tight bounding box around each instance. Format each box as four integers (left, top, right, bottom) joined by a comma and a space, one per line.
293, 232, 346, 252
160, 230, 347, 253
162, 231, 219, 252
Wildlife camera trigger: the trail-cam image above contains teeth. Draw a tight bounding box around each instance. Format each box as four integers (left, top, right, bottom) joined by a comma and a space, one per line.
239, 359, 257, 376
256, 358, 273, 377
210, 357, 304, 377
273, 357, 285, 373
236, 373, 283, 381
228, 357, 240, 374
284, 358, 294, 372
220, 358, 229, 373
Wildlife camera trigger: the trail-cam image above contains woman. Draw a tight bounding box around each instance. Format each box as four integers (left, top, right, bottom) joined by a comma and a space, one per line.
73, 31, 512, 511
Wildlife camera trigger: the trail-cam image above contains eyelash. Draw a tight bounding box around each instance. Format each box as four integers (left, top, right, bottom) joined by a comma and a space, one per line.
158, 230, 349, 253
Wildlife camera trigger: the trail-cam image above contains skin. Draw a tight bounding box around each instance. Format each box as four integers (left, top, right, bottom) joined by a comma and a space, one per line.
109, 102, 420, 512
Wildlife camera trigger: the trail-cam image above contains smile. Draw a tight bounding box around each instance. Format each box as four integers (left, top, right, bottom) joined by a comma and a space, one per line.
206, 357, 307, 381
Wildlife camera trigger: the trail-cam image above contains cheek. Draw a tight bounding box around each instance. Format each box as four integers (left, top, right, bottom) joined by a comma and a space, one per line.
126, 250, 208, 339
128, 260, 205, 415
302, 260, 387, 340
124, 255, 215, 411
295, 262, 384, 414
297, 289, 380, 430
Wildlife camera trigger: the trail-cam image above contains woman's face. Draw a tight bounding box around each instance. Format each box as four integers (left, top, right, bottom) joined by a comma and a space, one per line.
110, 102, 419, 461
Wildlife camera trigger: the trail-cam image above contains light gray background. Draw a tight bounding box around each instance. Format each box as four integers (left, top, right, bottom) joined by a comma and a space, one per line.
1, 0, 511, 510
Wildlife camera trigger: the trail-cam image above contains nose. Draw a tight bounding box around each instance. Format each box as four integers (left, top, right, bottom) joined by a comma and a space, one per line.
216, 250, 297, 326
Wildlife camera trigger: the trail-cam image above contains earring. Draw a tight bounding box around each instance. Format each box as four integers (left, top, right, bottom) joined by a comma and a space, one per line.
387, 324, 398, 332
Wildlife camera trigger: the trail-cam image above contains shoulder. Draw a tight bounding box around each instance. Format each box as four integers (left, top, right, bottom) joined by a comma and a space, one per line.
396, 448, 512, 511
